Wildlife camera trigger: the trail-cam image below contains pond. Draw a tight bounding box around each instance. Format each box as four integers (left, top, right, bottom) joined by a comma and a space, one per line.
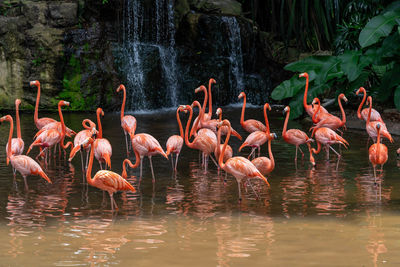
0, 107, 399, 266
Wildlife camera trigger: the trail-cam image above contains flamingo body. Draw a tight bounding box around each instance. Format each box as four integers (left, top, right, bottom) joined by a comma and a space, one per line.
239, 131, 268, 151
166, 135, 183, 155
94, 138, 112, 168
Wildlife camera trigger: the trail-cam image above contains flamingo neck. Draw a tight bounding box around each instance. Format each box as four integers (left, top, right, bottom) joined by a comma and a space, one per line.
97, 110, 103, 139
184, 107, 195, 148
219, 122, 231, 170
201, 87, 208, 120
120, 86, 126, 120
366, 97, 372, 125
357, 88, 366, 120
86, 140, 95, 186
192, 101, 202, 135
34, 84, 40, 124
208, 80, 213, 118
16, 102, 21, 139
176, 108, 184, 138
312, 99, 320, 123
376, 126, 381, 158
58, 103, 67, 149
218, 112, 222, 122
240, 94, 246, 126
282, 109, 290, 137
267, 138, 274, 171
263, 104, 270, 134
5, 116, 13, 159
82, 119, 94, 130
311, 141, 321, 154
303, 75, 311, 111
338, 96, 346, 126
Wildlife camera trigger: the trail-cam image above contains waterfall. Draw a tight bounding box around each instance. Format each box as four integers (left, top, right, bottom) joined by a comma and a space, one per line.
118, 0, 178, 111
222, 17, 244, 96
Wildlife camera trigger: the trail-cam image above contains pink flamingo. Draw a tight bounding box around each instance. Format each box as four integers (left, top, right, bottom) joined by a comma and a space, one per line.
68, 119, 98, 171
282, 106, 314, 164
26, 101, 72, 163
365, 96, 393, 143
116, 84, 137, 156
215, 108, 242, 140
94, 108, 112, 169
356, 87, 383, 122
1, 115, 51, 190
238, 103, 271, 158
311, 127, 349, 160
311, 94, 348, 131
30, 80, 76, 137
299, 72, 328, 117
166, 105, 186, 171
369, 124, 388, 182
6, 99, 24, 168
251, 132, 277, 176
81, 137, 136, 211
127, 131, 169, 181
184, 104, 217, 171
218, 119, 270, 201
238, 92, 266, 133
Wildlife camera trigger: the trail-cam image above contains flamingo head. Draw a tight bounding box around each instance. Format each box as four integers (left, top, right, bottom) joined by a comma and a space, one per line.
116, 84, 125, 93
91, 127, 98, 136
178, 105, 188, 113
264, 103, 271, 111
339, 93, 348, 103
355, 87, 365, 96
311, 97, 319, 105
0, 115, 11, 123
283, 106, 290, 114
376, 123, 381, 130
366, 96, 372, 106
97, 107, 104, 116
269, 132, 278, 140
182, 105, 191, 113
195, 85, 206, 93
60, 100, 70, 107
299, 72, 308, 78
15, 99, 21, 106
216, 108, 222, 116
29, 80, 39, 86
210, 78, 216, 84
81, 137, 94, 147
238, 92, 245, 99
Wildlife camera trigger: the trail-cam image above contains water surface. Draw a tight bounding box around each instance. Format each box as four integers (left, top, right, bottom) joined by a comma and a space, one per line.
0, 107, 399, 266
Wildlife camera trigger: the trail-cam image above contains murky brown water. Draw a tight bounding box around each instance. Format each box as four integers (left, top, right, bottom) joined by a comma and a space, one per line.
0, 107, 399, 266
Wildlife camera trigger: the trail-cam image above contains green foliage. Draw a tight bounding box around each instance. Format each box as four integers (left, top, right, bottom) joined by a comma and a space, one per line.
0, 0, 12, 16
271, 1, 400, 119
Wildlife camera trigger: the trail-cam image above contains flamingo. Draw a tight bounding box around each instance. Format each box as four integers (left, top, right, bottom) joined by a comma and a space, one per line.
26, 101, 72, 162
116, 84, 137, 156
68, 119, 98, 171
356, 87, 383, 122
30, 80, 76, 136
369, 124, 388, 183
183, 104, 217, 171
81, 137, 136, 211
1, 115, 51, 190
6, 99, 24, 169
311, 127, 349, 160
190, 85, 209, 138
238, 92, 266, 133
94, 108, 112, 169
166, 105, 186, 171
299, 72, 328, 117
282, 106, 314, 164
238, 103, 271, 158
127, 132, 169, 181
218, 119, 270, 201
365, 97, 393, 143
216, 108, 242, 140
311, 94, 348, 132
251, 132, 277, 176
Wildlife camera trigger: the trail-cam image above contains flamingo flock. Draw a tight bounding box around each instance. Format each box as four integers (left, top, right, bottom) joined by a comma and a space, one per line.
0, 76, 397, 209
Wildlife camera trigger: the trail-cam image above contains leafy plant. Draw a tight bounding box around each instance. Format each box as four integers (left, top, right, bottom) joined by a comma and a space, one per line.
271, 1, 400, 118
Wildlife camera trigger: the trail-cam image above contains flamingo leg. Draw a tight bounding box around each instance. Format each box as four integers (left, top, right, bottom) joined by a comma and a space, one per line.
174, 153, 179, 171
295, 146, 298, 161
299, 146, 304, 158
23, 176, 28, 191
258, 147, 260, 157
247, 179, 260, 200
237, 179, 242, 202
140, 156, 143, 178
328, 145, 341, 158
85, 149, 89, 169
373, 165, 377, 184
124, 131, 129, 157
80, 150, 85, 172
109, 193, 114, 211
170, 154, 174, 170
248, 147, 256, 159
99, 161, 103, 170
209, 155, 219, 168
149, 156, 155, 182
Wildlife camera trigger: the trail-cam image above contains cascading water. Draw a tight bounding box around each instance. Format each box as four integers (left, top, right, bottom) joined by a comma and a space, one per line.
117, 0, 178, 111
222, 16, 244, 97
